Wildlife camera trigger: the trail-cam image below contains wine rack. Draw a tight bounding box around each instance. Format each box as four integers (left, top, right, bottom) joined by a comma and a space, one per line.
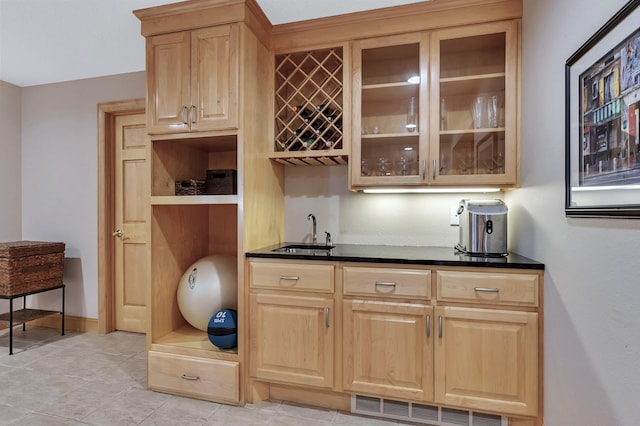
272, 46, 348, 165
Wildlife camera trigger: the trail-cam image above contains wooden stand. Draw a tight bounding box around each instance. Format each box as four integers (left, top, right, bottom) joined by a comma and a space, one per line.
0, 284, 65, 355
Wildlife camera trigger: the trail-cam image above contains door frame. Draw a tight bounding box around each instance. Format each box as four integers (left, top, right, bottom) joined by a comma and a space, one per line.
97, 99, 145, 333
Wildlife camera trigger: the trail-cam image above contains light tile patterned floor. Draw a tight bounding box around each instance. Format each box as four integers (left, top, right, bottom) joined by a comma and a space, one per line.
0, 327, 404, 425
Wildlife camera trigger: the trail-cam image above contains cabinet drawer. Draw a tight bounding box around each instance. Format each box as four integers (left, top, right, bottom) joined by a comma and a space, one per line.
250, 261, 334, 292
148, 351, 239, 403
437, 270, 538, 307
344, 266, 431, 299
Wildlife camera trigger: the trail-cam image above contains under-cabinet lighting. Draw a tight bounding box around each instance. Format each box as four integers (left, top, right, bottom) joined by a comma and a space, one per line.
362, 188, 501, 194
403, 147, 414, 151
407, 75, 420, 84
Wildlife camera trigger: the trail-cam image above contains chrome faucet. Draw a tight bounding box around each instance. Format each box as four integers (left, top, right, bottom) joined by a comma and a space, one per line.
307, 213, 317, 244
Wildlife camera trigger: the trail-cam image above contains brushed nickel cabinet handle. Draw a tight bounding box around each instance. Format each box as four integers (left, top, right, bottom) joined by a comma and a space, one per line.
279, 276, 300, 281
181, 105, 188, 124
438, 316, 443, 338
474, 287, 500, 293
190, 105, 196, 124
426, 315, 431, 338
181, 374, 199, 381
422, 160, 426, 179
325, 307, 330, 329
433, 159, 437, 180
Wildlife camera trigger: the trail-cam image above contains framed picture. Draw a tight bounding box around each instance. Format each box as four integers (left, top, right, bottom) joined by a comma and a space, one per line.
565, 0, 640, 217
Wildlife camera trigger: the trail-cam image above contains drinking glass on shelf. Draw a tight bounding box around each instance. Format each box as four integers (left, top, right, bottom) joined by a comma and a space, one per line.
361, 159, 369, 176
406, 97, 417, 133
398, 157, 409, 176
377, 157, 391, 176
472, 96, 485, 129
487, 95, 499, 128
372, 125, 382, 135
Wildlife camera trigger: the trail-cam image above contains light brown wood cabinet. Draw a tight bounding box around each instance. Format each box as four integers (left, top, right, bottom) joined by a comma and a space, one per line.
250, 292, 334, 388
342, 265, 433, 401
433, 269, 540, 417
249, 260, 336, 389
249, 258, 542, 423
136, 0, 283, 406
434, 306, 538, 416
343, 299, 433, 401
146, 25, 239, 134
350, 20, 520, 189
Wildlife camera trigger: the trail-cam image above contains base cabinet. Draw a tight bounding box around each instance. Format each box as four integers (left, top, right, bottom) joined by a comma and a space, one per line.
148, 351, 239, 404
343, 299, 433, 401
434, 306, 538, 417
249, 292, 334, 389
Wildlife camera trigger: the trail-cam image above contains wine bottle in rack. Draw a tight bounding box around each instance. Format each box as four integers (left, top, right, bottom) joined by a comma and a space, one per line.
291, 105, 316, 122
286, 128, 304, 151
315, 103, 335, 118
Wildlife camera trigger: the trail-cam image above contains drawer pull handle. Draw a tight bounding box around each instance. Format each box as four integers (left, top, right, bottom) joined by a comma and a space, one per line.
426, 315, 431, 338
279, 276, 300, 281
325, 307, 330, 329
474, 287, 500, 293
374, 281, 397, 287
181, 374, 199, 381
181, 105, 188, 124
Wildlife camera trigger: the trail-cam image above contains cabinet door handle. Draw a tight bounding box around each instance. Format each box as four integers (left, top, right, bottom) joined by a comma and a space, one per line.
426, 315, 431, 338
279, 276, 299, 281
325, 307, 330, 329
438, 316, 443, 338
474, 287, 500, 293
422, 160, 426, 179
433, 160, 437, 180
181, 105, 188, 124
181, 374, 199, 381
189, 105, 196, 124
374, 281, 396, 287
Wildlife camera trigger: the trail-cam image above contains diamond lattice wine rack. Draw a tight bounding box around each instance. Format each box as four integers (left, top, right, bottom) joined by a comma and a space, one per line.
272, 46, 349, 165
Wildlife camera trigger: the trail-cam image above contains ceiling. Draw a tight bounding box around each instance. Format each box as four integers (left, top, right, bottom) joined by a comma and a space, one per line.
0, 0, 428, 87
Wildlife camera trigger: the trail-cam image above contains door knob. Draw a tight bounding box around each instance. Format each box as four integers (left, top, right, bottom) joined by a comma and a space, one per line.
112, 229, 124, 238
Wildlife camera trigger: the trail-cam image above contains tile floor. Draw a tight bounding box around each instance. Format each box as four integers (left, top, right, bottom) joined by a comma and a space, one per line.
0, 326, 405, 425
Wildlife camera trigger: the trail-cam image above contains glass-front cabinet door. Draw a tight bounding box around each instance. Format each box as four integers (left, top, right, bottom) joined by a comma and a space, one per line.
351, 33, 428, 187
429, 21, 518, 186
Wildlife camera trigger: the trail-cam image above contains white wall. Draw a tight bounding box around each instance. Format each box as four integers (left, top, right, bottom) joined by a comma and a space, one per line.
0, 80, 22, 242
284, 165, 499, 247
0, 80, 22, 313
20, 72, 146, 318
507, 0, 640, 424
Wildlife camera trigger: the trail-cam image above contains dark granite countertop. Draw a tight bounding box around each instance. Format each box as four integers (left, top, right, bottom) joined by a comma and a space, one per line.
246, 243, 544, 270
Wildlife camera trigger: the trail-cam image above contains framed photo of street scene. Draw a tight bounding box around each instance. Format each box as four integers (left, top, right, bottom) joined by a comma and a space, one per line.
565, 0, 640, 217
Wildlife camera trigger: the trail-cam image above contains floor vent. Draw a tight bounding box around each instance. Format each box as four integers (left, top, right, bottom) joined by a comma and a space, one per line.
351, 395, 507, 426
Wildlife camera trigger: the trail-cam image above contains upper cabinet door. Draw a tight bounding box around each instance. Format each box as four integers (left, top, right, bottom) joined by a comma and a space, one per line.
191, 25, 239, 132
147, 31, 191, 134
429, 20, 519, 186
146, 25, 239, 135
351, 33, 429, 188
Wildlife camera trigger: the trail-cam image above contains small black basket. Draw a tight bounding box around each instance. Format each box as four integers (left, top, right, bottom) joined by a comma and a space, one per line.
206, 169, 237, 195
175, 179, 206, 196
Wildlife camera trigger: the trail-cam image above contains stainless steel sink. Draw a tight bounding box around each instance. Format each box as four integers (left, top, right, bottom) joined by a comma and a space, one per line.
272, 244, 335, 255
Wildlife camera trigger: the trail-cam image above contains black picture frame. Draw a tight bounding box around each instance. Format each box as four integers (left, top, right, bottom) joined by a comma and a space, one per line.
565, 0, 640, 217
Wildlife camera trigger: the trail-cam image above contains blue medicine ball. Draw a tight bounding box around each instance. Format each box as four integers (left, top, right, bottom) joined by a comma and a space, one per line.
207, 309, 237, 349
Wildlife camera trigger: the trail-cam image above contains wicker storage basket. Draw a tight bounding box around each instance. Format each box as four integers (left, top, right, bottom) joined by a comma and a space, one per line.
0, 241, 65, 296
175, 179, 206, 196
